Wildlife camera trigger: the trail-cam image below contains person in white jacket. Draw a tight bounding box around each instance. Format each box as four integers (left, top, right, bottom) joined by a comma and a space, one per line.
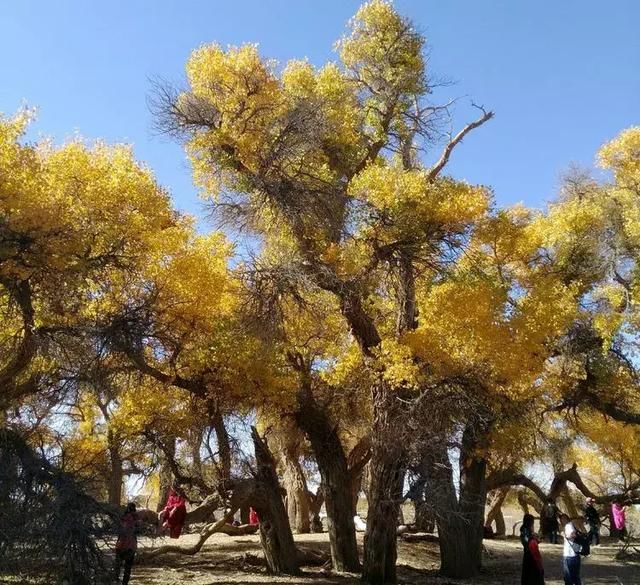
560, 513, 582, 585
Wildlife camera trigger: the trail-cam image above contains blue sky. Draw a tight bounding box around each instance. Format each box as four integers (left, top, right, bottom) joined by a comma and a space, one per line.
2, 0, 638, 222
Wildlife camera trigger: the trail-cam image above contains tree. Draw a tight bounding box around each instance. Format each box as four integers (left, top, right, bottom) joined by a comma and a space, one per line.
158, 2, 493, 580
0, 110, 180, 411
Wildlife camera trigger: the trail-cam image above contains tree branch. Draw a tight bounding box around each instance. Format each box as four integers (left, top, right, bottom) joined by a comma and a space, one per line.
427, 105, 494, 181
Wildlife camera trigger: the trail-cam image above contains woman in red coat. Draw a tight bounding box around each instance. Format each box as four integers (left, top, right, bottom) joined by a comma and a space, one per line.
160, 487, 187, 538
520, 513, 545, 585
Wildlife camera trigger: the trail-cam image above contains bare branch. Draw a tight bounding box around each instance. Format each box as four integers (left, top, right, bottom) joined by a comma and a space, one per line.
427, 104, 494, 181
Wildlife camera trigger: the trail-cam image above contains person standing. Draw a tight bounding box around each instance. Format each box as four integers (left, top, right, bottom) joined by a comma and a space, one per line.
541, 498, 559, 544
114, 503, 140, 585
560, 513, 582, 585
520, 513, 545, 585
584, 498, 600, 545
611, 500, 626, 541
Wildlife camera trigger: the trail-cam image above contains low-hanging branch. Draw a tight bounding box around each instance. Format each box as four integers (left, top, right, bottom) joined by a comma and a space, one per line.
487, 463, 640, 505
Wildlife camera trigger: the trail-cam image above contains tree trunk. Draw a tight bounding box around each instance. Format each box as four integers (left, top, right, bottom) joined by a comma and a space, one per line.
211, 408, 231, 481
485, 487, 509, 536
283, 455, 311, 533
415, 501, 436, 533
295, 387, 360, 572
407, 453, 435, 532
251, 428, 300, 575
432, 423, 488, 579
309, 487, 325, 533
362, 383, 406, 585
107, 435, 124, 507
157, 437, 175, 512
560, 485, 585, 531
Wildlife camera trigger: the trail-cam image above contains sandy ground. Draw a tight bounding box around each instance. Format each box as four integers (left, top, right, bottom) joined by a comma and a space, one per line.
132, 532, 640, 585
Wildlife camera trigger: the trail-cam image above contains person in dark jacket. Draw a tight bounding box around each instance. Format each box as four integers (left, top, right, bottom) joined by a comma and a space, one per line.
541, 498, 559, 544
584, 497, 600, 545
114, 503, 140, 585
520, 513, 545, 585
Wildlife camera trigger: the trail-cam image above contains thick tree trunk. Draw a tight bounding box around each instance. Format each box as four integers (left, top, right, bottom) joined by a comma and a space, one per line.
432, 423, 488, 579
415, 501, 436, 533
157, 437, 176, 512
295, 387, 360, 572
283, 455, 311, 533
251, 428, 300, 575
362, 383, 406, 585
407, 453, 435, 533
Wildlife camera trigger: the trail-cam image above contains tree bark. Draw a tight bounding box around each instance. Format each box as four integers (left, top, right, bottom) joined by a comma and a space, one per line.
251, 428, 300, 575
485, 487, 509, 536
211, 407, 231, 481
283, 453, 311, 533
156, 437, 175, 512
432, 422, 489, 579
415, 501, 436, 533
106, 430, 124, 507
362, 383, 406, 585
560, 485, 585, 531
294, 385, 360, 572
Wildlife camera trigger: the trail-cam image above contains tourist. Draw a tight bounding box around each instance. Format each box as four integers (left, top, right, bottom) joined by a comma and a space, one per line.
560, 513, 582, 585
584, 497, 600, 545
114, 503, 140, 585
541, 498, 559, 544
159, 486, 187, 538
520, 513, 545, 585
611, 500, 626, 541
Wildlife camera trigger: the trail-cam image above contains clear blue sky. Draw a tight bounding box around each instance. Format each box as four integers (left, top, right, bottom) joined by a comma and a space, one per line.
2, 0, 638, 220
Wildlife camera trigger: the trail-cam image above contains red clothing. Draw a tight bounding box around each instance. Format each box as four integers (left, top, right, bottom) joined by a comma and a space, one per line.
162, 489, 187, 539
528, 538, 543, 572
116, 512, 139, 551
249, 507, 259, 525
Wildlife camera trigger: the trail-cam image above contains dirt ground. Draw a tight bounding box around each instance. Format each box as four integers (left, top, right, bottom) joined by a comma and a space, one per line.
132, 532, 640, 585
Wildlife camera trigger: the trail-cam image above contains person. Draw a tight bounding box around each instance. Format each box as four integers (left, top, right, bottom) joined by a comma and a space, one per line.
159, 486, 187, 538
248, 506, 259, 525
520, 513, 545, 585
611, 500, 626, 541
114, 503, 140, 585
560, 513, 582, 585
541, 498, 559, 544
584, 497, 600, 545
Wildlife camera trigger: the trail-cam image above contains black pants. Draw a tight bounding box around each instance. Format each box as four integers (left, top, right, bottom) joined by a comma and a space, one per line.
563, 555, 582, 585
587, 522, 600, 545
546, 528, 558, 544
114, 549, 135, 585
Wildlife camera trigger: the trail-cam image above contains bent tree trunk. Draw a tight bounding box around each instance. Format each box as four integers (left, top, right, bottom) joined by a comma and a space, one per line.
251, 428, 300, 575
485, 487, 509, 536
362, 383, 406, 585
432, 422, 489, 579
295, 387, 360, 572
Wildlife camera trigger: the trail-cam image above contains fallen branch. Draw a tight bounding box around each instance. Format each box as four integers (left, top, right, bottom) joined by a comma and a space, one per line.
140, 508, 238, 559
